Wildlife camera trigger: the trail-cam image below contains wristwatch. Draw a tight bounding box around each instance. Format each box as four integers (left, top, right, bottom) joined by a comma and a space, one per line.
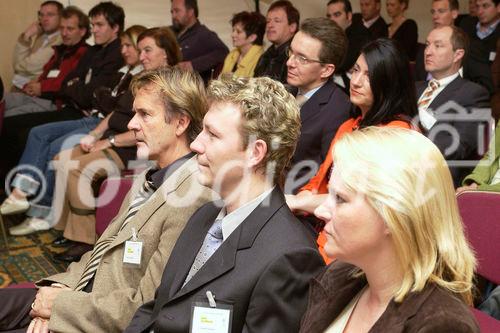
108, 135, 116, 147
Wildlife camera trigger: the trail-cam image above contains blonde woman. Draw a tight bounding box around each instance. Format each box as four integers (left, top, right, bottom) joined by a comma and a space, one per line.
221, 11, 266, 77
300, 127, 478, 332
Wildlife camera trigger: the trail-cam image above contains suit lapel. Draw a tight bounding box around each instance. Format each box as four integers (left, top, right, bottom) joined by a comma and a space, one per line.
165, 187, 285, 304
428, 76, 462, 111
300, 80, 335, 124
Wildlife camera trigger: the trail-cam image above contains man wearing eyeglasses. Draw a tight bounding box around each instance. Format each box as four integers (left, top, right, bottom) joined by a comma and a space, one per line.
12, 1, 63, 91
285, 17, 351, 194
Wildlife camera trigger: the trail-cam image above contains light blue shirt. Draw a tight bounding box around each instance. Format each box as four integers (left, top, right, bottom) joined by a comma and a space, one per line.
476, 19, 500, 40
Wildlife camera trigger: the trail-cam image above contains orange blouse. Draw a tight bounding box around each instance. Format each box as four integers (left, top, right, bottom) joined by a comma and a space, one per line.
300, 116, 415, 263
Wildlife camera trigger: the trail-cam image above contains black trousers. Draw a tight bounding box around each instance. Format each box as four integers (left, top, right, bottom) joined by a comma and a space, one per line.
0, 288, 37, 332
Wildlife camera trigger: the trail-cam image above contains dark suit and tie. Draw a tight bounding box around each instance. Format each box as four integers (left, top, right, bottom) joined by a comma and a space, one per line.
125, 188, 324, 333
290, 80, 351, 192
416, 76, 490, 186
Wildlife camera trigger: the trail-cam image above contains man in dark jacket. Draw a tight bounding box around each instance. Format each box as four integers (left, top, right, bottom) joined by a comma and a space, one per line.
170, 0, 228, 84
254, 0, 299, 84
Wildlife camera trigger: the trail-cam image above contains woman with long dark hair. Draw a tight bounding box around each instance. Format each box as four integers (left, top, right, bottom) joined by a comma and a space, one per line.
287, 38, 418, 262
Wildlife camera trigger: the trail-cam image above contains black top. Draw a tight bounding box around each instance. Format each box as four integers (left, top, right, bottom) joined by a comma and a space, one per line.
61, 38, 124, 111
340, 23, 373, 73
390, 19, 418, 61
254, 39, 291, 84
352, 14, 388, 40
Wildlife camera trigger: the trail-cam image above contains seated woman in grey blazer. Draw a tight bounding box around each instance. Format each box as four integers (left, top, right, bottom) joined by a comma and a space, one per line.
300, 127, 478, 333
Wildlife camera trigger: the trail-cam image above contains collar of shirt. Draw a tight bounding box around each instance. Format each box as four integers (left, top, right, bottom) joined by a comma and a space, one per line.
215, 186, 275, 241
429, 72, 459, 95
363, 15, 380, 28
476, 18, 500, 39
299, 82, 326, 100
147, 152, 195, 189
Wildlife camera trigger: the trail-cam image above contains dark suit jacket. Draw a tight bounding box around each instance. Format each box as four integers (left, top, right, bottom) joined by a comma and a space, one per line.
125, 188, 325, 333
352, 14, 388, 40
290, 80, 351, 192
300, 261, 479, 333
416, 76, 490, 186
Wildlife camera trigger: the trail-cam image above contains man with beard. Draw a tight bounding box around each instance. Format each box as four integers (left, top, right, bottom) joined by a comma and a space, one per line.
170, 0, 228, 84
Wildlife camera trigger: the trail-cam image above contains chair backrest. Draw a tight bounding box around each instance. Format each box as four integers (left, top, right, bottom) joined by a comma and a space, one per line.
471, 308, 500, 333
95, 176, 134, 236
457, 191, 500, 285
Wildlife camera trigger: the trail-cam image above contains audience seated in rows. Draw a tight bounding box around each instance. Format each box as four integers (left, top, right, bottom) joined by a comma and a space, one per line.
416, 25, 490, 187
287, 38, 417, 261
4, 6, 90, 118
254, 0, 299, 84
0, 2, 126, 235
0, 67, 213, 333
352, 0, 388, 39
170, 0, 228, 84
286, 17, 351, 193
300, 127, 478, 332
52, 26, 182, 262
386, 0, 418, 61
0, 2, 125, 186
124, 75, 324, 333
11, 1, 63, 91
220, 11, 266, 78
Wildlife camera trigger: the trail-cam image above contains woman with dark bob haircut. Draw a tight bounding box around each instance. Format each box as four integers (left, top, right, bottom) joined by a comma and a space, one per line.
221, 11, 266, 77
287, 39, 418, 262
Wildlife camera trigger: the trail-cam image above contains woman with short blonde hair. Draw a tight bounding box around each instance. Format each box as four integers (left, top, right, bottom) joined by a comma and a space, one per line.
300, 127, 478, 333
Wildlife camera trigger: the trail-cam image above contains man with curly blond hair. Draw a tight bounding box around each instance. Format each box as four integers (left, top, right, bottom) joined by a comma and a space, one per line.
125, 76, 324, 333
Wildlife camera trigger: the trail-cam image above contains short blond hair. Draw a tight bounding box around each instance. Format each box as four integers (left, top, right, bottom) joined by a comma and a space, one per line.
207, 76, 301, 186
333, 127, 476, 304
131, 67, 207, 142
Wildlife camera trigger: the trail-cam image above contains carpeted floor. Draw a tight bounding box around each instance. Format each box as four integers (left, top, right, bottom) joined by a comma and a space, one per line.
0, 215, 69, 288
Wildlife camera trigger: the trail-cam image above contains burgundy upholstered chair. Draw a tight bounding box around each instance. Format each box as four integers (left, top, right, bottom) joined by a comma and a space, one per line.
457, 190, 500, 332
95, 176, 134, 237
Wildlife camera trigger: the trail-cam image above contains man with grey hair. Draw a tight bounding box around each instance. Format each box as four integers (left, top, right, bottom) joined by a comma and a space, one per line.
125, 76, 324, 333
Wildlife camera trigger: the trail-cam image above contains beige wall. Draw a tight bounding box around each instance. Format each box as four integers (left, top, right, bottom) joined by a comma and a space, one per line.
0, 0, 472, 91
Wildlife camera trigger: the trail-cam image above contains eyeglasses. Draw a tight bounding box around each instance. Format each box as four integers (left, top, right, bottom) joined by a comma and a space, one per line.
287, 48, 323, 65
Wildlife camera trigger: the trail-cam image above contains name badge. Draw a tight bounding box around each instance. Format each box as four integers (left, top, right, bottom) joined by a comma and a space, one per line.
123, 240, 143, 265
418, 107, 437, 130
190, 291, 232, 333
489, 52, 497, 62
47, 69, 60, 78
